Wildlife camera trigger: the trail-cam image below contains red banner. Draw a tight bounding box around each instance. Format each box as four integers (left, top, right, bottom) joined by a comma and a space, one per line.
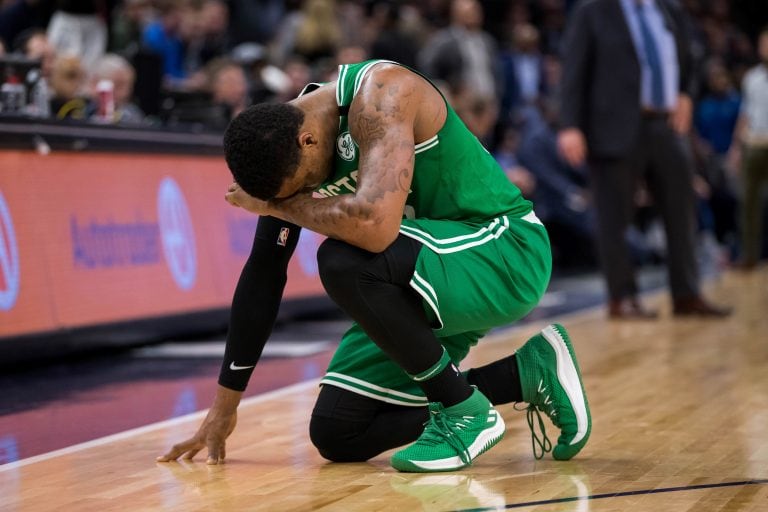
0, 150, 326, 338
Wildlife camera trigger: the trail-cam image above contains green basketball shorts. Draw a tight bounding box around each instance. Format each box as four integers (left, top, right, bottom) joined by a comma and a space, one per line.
319, 212, 552, 406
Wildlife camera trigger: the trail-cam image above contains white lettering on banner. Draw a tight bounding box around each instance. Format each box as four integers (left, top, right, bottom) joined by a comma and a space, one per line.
157, 177, 197, 290
0, 190, 20, 311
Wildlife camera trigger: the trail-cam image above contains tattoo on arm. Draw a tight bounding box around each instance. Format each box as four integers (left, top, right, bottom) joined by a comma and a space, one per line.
353, 112, 386, 142
269, 67, 419, 251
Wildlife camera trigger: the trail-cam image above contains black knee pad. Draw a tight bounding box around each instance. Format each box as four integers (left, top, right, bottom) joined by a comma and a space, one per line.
317, 236, 421, 295
316, 238, 372, 299
309, 415, 372, 463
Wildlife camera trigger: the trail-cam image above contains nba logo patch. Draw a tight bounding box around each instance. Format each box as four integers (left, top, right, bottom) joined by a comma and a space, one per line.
277, 227, 289, 246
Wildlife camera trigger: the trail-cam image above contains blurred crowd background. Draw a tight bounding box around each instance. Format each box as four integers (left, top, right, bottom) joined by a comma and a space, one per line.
0, 0, 766, 271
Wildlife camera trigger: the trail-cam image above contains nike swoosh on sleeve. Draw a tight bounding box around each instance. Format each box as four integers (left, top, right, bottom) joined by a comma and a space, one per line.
229, 362, 256, 371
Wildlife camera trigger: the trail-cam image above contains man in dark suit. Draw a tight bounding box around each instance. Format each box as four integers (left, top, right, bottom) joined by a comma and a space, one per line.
557, 0, 730, 318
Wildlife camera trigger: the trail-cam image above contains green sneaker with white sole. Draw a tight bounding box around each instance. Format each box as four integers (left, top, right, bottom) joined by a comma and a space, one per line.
515, 323, 591, 460
390, 388, 505, 472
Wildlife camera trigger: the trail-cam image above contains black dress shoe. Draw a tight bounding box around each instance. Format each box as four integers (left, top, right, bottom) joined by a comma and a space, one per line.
673, 296, 732, 318
608, 298, 658, 319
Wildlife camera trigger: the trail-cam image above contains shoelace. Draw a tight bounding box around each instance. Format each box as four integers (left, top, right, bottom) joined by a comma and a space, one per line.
515, 402, 552, 460
419, 410, 473, 464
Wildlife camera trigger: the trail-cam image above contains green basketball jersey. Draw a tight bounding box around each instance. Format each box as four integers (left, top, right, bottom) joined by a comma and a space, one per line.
316, 60, 552, 406
315, 60, 532, 222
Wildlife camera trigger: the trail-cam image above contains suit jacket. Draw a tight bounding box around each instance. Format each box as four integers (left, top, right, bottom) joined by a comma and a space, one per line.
559, 0, 696, 158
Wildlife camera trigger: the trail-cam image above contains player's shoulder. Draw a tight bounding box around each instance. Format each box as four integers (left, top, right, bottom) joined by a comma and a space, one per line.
355, 62, 428, 102
362, 61, 421, 87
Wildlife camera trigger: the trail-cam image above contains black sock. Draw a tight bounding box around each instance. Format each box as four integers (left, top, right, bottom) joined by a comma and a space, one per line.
410, 348, 473, 407
467, 354, 522, 405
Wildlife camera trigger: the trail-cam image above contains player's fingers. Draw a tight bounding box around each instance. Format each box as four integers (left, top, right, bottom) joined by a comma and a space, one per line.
156, 440, 197, 462
182, 446, 203, 461
206, 441, 224, 465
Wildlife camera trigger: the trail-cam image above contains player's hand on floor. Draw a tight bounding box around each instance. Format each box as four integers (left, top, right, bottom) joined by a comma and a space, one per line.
156, 409, 238, 465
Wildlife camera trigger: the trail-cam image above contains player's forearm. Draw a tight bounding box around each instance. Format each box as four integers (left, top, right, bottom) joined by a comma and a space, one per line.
218, 216, 299, 392
270, 193, 399, 253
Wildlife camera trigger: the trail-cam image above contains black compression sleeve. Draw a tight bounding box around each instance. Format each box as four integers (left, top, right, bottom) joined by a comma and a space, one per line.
218, 216, 301, 391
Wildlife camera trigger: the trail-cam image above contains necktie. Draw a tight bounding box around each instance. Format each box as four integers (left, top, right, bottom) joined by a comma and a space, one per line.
635, 1, 665, 109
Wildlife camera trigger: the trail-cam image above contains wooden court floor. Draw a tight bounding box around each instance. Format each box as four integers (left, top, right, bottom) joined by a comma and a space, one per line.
1, 267, 766, 511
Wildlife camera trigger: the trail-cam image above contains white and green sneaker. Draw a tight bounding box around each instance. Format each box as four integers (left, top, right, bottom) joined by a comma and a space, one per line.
516, 324, 591, 461
390, 389, 505, 472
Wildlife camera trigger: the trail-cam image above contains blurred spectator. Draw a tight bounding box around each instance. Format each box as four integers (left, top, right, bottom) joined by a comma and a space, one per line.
46, 0, 108, 71
174, 2, 211, 91
109, 0, 153, 55
456, 92, 497, 146
368, 1, 419, 68
14, 28, 55, 78
49, 53, 88, 119
516, 107, 596, 269
493, 127, 536, 198
537, 0, 567, 56
732, 27, 768, 269
499, 23, 543, 119
691, 59, 740, 262
142, 0, 186, 86
88, 53, 144, 125
228, 0, 285, 47
273, 0, 342, 66
510, 24, 544, 105
539, 53, 563, 119
418, 0, 500, 103
0, 0, 46, 53
558, 0, 730, 318
695, 59, 741, 156
188, 0, 230, 68
206, 58, 249, 121
231, 42, 291, 104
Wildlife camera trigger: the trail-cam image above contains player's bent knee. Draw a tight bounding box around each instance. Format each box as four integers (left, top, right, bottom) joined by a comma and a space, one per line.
309, 415, 374, 463
317, 239, 367, 297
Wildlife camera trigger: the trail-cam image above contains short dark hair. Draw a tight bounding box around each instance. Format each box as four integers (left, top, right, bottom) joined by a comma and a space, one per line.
223, 103, 305, 200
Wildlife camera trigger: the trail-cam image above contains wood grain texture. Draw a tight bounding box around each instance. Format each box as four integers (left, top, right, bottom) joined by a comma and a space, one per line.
1, 268, 766, 511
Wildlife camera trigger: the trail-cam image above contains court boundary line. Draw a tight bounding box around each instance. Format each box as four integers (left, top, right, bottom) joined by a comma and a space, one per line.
0, 378, 321, 472
457, 479, 768, 511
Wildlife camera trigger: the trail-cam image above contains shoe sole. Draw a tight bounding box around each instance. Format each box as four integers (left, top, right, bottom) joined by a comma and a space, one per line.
391, 411, 506, 472
542, 324, 591, 460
